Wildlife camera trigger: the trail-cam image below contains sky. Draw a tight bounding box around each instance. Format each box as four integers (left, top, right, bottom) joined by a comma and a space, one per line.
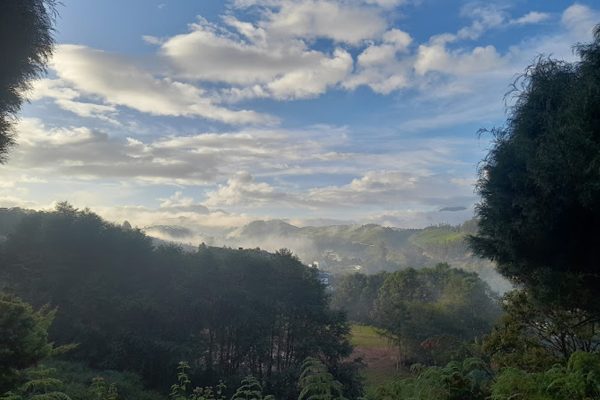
1, 0, 599, 233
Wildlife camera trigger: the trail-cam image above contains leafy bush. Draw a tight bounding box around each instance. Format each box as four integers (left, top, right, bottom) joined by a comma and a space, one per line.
491, 352, 600, 400
370, 358, 493, 400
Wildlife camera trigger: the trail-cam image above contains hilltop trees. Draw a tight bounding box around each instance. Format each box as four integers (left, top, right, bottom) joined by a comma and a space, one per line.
470, 26, 600, 314
373, 264, 500, 365
0, 0, 56, 162
0, 205, 359, 397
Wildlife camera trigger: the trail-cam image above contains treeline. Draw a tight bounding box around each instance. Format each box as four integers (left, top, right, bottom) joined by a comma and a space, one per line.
332, 265, 501, 365
0, 204, 359, 398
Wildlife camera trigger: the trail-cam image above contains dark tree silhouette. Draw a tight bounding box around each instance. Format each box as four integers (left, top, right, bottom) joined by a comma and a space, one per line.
470, 26, 600, 314
0, 0, 57, 162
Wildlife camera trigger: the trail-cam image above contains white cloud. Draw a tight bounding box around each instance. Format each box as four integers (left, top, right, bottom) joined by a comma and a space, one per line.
414, 43, 502, 76
158, 17, 353, 99
260, 0, 387, 44
343, 29, 412, 93
158, 191, 210, 213
456, 3, 507, 41
202, 168, 476, 213
510, 11, 551, 25
30, 79, 119, 122
561, 4, 600, 39
8, 119, 354, 185
204, 172, 283, 207
307, 170, 476, 207
51, 45, 274, 125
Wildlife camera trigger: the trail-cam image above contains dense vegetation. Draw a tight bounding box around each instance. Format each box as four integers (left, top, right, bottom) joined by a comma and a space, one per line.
0, 204, 359, 399
202, 219, 507, 290
366, 25, 600, 400
332, 266, 501, 366
470, 26, 600, 315
1, 2, 599, 399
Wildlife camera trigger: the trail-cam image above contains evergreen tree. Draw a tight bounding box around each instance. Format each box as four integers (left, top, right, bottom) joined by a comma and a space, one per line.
0, 0, 57, 162
470, 25, 600, 314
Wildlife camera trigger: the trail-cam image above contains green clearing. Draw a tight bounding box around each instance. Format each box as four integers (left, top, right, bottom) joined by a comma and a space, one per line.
349, 325, 402, 388
350, 324, 389, 348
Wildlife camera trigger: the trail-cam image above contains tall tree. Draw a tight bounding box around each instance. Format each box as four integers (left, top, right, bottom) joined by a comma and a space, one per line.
0, 0, 56, 162
374, 264, 500, 365
470, 26, 600, 314
0, 295, 55, 393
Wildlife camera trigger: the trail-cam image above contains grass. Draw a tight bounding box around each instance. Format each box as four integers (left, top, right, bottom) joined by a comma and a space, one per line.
349, 324, 404, 389
411, 228, 466, 248
350, 325, 390, 348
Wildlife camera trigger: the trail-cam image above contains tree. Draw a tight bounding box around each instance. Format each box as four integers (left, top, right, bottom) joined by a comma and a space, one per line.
470, 26, 600, 314
372, 358, 493, 400
1, 206, 359, 395
0, 295, 55, 393
330, 272, 388, 324
491, 352, 600, 400
483, 290, 600, 372
298, 358, 345, 400
0, 0, 56, 162
373, 264, 500, 366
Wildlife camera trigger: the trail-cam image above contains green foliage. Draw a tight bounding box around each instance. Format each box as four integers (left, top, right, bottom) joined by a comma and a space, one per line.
371, 358, 492, 400
0, 295, 55, 392
330, 273, 388, 324
483, 290, 599, 371
44, 361, 163, 400
470, 25, 600, 314
1, 366, 70, 400
491, 352, 600, 400
0, 205, 357, 395
0, 0, 57, 162
373, 264, 500, 365
298, 358, 346, 400
349, 325, 389, 349
90, 377, 118, 400
231, 377, 271, 400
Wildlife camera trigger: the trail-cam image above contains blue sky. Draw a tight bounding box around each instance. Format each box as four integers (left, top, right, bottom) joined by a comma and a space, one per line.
1, 0, 599, 235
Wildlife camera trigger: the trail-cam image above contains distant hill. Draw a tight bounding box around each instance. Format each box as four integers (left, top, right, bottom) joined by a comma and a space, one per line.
0, 207, 510, 293
226, 218, 510, 293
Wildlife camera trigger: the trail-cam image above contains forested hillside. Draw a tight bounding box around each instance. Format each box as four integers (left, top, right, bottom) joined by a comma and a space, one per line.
1, 208, 510, 293
2, 2, 600, 400
0, 204, 360, 399
147, 218, 510, 293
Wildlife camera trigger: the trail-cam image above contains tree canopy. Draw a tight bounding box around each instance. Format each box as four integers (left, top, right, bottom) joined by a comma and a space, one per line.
470, 26, 600, 313
0, 205, 358, 398
0, 0, 56, 162
374, 264, 500, 365
0, 295, 55, 393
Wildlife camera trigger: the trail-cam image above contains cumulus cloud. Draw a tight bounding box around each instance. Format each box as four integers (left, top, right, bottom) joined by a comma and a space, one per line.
307, 170, 476, 208
258, 0, 387, 44
232, 0, 391, 44
204, 172, 286, 207
456, 3, 508, 41
344, 29, 412, 93
30, 79, 118, 123
7, 118, 352, 185
510, 11, 551, 25
158, 191, 210, 213
156, 17, 353, 100
561, 4, 600, 38
414, 43, 502, 76
50, 45, 274, 125
202, 169, 476, 213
